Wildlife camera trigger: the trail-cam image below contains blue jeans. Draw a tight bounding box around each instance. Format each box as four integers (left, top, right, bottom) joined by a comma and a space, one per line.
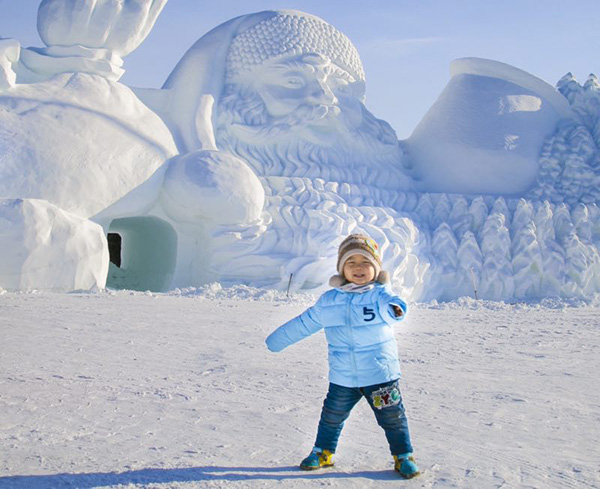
314, 380, 413, 455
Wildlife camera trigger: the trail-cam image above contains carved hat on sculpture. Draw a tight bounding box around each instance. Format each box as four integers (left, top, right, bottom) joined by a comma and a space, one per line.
162, 10, 365, 152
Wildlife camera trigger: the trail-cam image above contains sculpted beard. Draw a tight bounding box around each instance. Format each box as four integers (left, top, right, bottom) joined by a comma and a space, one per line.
215, 83, 406, 189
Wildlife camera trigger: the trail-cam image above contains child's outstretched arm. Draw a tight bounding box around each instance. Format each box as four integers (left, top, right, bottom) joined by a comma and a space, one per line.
266, 304, 323, 352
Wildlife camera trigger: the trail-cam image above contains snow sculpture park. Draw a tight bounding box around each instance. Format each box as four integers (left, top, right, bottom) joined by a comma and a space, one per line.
2, 3, 600, 488
2, 0, 600, 303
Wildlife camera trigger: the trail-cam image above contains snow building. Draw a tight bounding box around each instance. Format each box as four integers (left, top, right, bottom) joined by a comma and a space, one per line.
2, 1, 600, 302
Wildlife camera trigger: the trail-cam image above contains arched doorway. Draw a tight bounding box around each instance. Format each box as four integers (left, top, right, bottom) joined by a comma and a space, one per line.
106, 216, 177, 292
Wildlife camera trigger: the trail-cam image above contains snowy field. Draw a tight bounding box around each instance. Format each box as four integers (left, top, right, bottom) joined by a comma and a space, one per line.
1, 286, 599, 489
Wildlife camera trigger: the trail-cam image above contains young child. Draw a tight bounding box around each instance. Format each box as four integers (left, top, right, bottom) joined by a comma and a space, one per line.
265, 234, 419, 479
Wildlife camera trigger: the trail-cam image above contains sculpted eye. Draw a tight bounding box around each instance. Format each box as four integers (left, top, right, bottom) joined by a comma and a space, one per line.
328, 77, 353, 96
333, 80, 349, 92
285, 77, 305, 87
329, 77, 365, 100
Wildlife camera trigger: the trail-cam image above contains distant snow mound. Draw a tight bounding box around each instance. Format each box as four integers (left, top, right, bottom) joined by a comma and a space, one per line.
0, 198, 108, 291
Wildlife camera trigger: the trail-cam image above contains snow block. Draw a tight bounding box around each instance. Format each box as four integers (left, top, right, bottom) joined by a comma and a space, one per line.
407, 58, 575, 195
0, 198, 108, 291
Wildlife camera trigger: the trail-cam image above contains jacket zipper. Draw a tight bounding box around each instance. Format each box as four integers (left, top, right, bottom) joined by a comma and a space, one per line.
347, 293, 358, 387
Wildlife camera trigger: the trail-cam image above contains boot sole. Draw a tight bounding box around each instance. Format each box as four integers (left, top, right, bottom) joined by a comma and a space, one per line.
397, 469, 421, 479
299, 463, 335, 471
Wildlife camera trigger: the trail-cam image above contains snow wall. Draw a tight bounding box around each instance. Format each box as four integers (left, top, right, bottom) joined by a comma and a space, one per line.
0, 198, 108, 291
2, 4, 600, 303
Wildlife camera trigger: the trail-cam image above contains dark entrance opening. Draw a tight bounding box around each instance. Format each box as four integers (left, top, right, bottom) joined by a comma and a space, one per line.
106, 216, 178, 292
107, 233, 122, 268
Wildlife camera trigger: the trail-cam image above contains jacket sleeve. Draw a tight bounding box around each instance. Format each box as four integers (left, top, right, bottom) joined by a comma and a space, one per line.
377, 288, 408, 324
265, 301, 324, 352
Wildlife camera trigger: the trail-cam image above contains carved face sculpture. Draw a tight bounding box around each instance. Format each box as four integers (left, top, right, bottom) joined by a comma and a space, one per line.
220, 52, 366, 146
164, 11, 409, 188
254, 54, 340, 118
216, 53, 407, 188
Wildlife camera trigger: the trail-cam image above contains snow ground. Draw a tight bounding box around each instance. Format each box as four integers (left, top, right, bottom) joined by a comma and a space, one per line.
0, 286, 599, 489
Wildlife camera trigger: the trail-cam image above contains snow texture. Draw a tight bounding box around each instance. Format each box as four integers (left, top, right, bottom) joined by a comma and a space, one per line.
19, 0, 168, 82
0, 198, 108, 290
2, 4, 600, 304
406, 58, 574, 195
0, 72, 177, 218
0, 289, 599, 488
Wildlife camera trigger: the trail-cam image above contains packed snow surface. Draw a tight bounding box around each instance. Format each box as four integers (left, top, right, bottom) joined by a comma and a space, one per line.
1, 287, 598, 488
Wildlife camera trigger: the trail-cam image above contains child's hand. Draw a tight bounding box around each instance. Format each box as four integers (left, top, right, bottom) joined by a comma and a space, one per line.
391, 305, 404, 317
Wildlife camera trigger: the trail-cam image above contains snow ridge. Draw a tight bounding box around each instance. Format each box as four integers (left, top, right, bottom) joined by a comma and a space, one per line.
408, 194, 600, 301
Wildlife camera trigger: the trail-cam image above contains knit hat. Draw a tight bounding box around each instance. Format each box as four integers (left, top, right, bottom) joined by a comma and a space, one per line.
329, 234, 389, 287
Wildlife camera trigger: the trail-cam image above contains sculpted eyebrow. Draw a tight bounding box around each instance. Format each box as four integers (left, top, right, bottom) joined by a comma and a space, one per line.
270, 61, 306, 72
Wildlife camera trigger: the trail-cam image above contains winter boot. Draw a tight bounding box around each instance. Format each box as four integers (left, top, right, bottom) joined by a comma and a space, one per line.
394, 452, 420, 479
299, 447, 334, 470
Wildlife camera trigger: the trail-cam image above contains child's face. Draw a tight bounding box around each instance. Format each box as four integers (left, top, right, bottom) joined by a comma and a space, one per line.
342, 254, 376, 285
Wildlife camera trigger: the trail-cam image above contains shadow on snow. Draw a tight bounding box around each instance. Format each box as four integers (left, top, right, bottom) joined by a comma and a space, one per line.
0, 465, 402, 487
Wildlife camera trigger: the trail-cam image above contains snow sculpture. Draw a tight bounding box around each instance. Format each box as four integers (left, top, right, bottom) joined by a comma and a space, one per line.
18, 0, 167, 82
155, 9, 410, 190
0, 199, 108, 291
0, 0, 177, 219
405, 58, 575, 195
93, 149, 266, 291
3, 2, 600, 302
103, 10, 425, 295
0, 0, 176, 292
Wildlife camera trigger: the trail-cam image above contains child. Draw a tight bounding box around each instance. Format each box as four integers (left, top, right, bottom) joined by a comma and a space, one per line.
265, 234, 419, 479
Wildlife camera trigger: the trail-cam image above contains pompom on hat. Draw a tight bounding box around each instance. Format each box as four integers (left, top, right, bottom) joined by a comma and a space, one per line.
329, 234, 390, 287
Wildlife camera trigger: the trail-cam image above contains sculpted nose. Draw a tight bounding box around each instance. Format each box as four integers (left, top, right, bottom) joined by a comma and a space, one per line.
309, 79, 337, 106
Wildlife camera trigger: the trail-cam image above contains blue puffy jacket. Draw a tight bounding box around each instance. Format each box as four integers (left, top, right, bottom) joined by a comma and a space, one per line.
265, 283, 407, 388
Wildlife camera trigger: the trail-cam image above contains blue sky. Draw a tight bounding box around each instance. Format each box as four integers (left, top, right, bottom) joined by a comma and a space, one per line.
1, 0, 599, 138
